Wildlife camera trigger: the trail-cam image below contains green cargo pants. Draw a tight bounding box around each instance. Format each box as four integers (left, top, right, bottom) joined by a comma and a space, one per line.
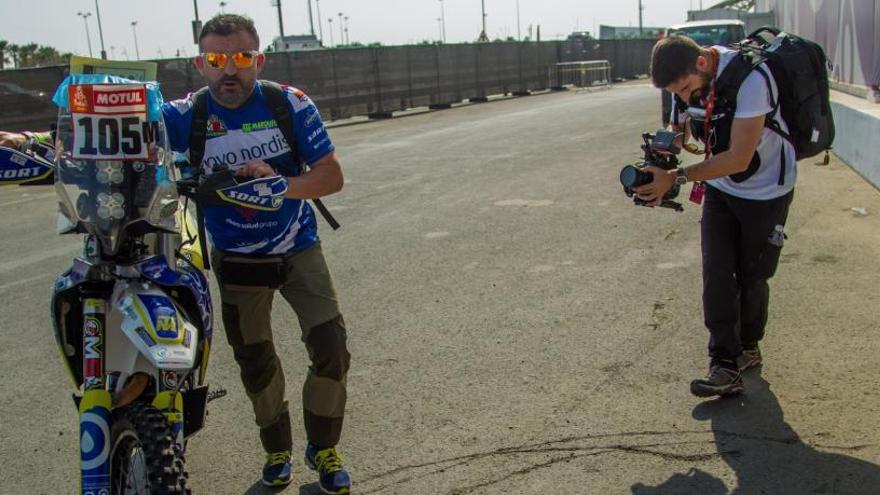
212, 243, 350, 452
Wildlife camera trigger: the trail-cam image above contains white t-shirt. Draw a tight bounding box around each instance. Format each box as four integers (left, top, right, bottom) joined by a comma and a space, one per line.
677, 46, 797, 200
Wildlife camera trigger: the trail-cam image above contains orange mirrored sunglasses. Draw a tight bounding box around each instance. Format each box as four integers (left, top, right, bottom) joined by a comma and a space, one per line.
202, 51, 260, 69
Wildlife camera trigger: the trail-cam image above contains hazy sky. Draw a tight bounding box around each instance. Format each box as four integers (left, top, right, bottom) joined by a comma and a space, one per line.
0, 0, 704, 60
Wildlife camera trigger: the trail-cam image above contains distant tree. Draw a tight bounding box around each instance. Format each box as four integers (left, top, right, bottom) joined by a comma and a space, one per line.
8, 44, 20, 69
34, 46, 68, 66
18, 43, 38, 67
367, 42, 383, 47
0, 40, 7, 69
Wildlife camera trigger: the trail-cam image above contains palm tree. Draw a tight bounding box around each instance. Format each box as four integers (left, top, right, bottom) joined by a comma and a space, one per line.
8, 44, 20, 69
19, 43, 38, 68
0, 40, 7, 70
34, 46, 63, 67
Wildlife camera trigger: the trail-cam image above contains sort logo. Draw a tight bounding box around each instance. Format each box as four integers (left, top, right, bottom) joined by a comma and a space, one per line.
2, 167, 43, 179
226, 190, 277, 206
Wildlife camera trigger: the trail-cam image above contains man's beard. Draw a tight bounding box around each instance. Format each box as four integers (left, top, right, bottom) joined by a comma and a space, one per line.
688, 74, 714, 107
211, 75, 252, 108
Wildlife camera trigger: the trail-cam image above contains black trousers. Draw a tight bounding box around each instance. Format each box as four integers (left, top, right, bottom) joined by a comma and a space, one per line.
701, 185, 794, 361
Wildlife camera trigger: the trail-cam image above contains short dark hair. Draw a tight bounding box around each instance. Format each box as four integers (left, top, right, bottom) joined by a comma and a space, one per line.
650, 35, 701, 88
198, 14, 260, 50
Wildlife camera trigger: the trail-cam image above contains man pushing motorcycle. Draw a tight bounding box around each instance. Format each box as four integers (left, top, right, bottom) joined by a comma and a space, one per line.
2, 13, 352, 493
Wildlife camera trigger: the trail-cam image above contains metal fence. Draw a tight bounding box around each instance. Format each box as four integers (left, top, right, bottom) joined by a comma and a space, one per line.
0, 39, 654, 131
552, 61, 612, 89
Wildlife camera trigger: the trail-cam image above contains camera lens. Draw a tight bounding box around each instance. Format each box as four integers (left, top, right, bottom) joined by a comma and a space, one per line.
620, 165, 651, 188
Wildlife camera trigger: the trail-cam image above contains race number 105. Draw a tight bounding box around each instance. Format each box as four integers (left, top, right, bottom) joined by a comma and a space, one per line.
69, 84, 151, 161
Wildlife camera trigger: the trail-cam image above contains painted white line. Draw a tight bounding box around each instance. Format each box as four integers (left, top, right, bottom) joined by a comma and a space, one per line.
0, 272, 53, 291
0, 243, 81, 274
0, 191, 57, 207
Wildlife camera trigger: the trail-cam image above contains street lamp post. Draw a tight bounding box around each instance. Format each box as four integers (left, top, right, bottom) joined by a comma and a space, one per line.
327, 18, 334, 47
219, 1, 226, 13
192, 0, 202, 46
478, 0, 488, 42
315, 0, 324, 45
94, 1, 107, 58
337, 12, 344, 46
77, 11, 94, 57
516, 0, 521, 41
131, 21, 140, 60
438, 0, 446, 43
306, 0, 315, 36
271, 0, 284, 38
344, 16, 350, 45
638, 0, 644, 37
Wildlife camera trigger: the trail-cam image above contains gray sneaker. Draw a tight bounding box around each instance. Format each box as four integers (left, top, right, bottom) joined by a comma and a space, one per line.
737, 345, 762, 371
690, 362, 744, 397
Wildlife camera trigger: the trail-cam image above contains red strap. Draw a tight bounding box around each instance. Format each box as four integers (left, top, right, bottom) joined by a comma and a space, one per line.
703, 48, 719, 159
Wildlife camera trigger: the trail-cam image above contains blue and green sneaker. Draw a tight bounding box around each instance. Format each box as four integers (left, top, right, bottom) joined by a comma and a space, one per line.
261, 450, 293, 487
304, 443, 351, 494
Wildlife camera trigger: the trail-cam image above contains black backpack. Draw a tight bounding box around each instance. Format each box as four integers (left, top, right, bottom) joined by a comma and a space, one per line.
187, 80, 339, 229
727, 27, 835, 161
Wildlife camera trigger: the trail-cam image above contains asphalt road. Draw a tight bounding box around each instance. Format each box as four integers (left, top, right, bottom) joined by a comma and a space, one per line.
1, 84, 879, 494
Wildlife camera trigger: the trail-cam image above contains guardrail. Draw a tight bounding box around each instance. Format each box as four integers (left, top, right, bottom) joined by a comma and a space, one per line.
551, 60, 612, 89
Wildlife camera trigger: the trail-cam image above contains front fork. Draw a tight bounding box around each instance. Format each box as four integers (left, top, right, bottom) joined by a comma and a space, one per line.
79, 298, 111, 495
77, 298, 187, 494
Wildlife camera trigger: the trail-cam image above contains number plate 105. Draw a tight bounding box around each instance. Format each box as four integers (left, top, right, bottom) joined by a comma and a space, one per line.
69, 84, 151, 161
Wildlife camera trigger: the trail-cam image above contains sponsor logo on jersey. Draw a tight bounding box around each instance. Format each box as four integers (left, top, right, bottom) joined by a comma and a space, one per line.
206, 114, 228, 137
242, 119, 278, 133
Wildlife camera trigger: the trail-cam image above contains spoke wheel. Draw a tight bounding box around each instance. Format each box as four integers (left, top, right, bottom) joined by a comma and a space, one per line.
109, 402, 190, 494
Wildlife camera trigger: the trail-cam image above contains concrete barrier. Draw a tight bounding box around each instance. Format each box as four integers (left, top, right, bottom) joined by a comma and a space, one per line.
830, 94, 880, 190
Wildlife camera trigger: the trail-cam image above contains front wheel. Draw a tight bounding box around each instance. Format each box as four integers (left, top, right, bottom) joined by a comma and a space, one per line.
109, 402, 190, 494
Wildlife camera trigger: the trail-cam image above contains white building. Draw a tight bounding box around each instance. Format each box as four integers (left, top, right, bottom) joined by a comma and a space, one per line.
271, 34, 322, 52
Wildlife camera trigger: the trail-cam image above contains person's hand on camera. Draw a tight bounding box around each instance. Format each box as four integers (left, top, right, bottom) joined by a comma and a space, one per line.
235, 160, 276, 180
0, 131, 27, 150
632, 165, 675, 207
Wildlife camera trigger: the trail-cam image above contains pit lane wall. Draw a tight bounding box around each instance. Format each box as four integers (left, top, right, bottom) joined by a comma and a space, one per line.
0, 39, 654, 132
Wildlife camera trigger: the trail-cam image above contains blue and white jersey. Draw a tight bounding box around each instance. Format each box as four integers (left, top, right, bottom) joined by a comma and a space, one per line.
163, 84, 334, 255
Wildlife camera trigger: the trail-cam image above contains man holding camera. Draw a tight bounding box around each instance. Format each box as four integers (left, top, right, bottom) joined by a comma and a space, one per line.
634, 35, 796, 398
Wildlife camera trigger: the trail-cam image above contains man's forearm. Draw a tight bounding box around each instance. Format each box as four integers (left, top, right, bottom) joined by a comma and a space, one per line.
680, 149, 752, 182
283, 162, 343, 199
0, 131, 52, 149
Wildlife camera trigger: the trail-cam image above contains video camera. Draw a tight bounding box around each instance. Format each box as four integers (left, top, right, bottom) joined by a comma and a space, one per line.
619, 130, 683, 212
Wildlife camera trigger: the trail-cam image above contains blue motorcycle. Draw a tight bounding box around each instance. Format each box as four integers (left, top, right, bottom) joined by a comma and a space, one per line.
1, 75, 216, 494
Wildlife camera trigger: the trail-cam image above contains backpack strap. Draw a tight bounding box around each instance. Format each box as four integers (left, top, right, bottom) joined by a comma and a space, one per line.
715, 51, 764, 109
751, 66, 791, 185
188, 87, 211, 172
186, 87, 213, 270
716, 51, 791, 186
259, 80, 341, 230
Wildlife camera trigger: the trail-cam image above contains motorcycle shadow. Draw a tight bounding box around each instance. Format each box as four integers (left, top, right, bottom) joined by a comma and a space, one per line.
242, 481, 322, 494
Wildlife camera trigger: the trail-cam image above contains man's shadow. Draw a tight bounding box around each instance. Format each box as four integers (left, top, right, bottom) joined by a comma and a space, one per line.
632, 372, 880, 494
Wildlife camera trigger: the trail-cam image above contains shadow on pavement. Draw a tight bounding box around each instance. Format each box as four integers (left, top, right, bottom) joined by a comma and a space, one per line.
242, 481, 322, 494
631, 372, 880, 494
